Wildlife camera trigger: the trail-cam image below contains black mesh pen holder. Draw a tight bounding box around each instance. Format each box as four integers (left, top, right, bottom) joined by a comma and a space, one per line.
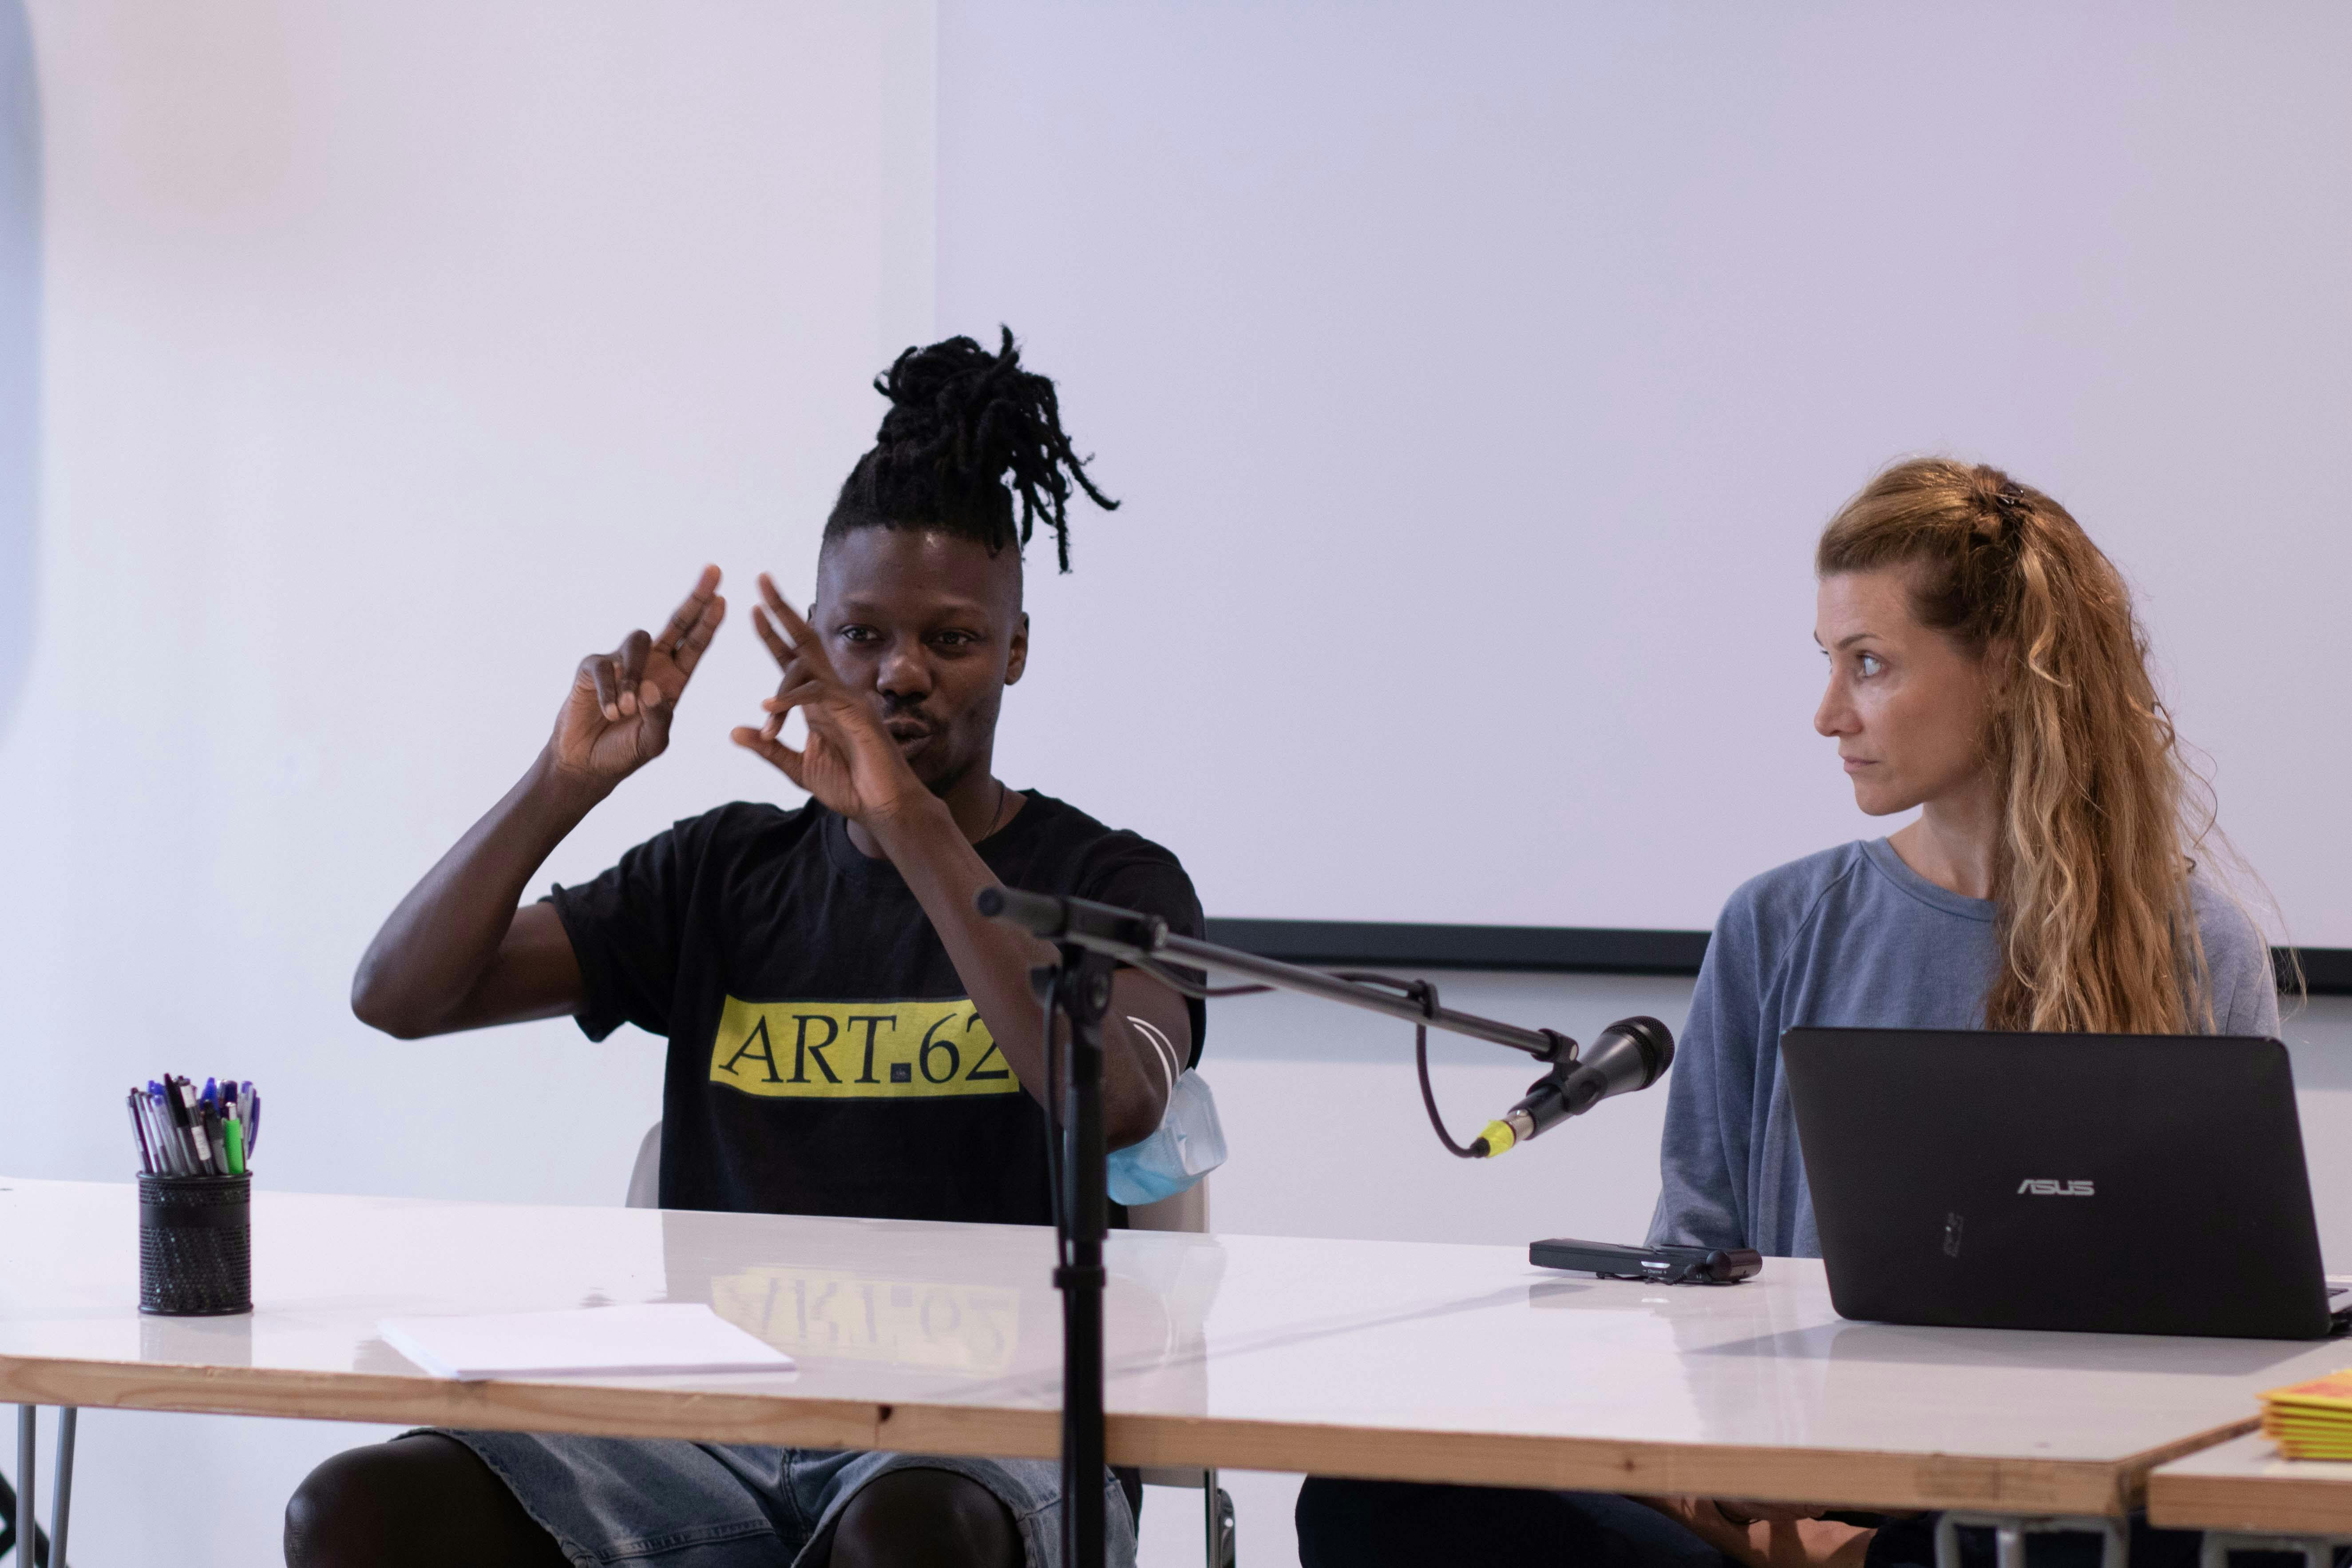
139, 1172, 252, 1316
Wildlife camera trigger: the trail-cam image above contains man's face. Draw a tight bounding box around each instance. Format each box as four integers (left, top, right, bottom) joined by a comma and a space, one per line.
811, 526, 1028, 793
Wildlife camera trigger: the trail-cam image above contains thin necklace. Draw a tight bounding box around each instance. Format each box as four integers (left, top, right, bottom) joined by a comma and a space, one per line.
980, 778, 1010, 841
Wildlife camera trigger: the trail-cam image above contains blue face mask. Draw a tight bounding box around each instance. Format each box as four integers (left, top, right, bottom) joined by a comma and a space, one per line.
1107, 1069, 1227, 1208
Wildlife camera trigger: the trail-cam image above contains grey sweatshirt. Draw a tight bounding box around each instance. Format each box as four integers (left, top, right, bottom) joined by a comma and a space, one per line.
1645, 838, 2281, 1258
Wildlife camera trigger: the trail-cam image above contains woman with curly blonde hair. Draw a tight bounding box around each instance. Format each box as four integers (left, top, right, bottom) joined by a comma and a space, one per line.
1297, 457, 2280, 1568
1653, 455, 2279, 1260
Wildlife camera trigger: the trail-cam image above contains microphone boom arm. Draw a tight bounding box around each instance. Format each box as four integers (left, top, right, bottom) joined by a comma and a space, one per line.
973, 884, 1673, 1157
974, 888, 1618, 1062
977, 883, 1610, 1060
1148, 931, 1565, 1059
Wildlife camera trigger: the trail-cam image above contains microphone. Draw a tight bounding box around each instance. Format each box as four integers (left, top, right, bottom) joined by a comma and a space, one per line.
974, 887, 1168, 955
1476, 1016, 1674, 1156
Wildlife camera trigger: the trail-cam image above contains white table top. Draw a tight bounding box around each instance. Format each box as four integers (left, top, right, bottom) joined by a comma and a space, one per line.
0, 1178, 2331, 1511
2150, 1432, 2352, 1535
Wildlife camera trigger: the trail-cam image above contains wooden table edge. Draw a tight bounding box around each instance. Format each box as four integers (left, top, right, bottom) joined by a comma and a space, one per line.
2, 1352, 2251, 1515
0, 1354, 1063, 1458
2148, 1433, 2352, 1536
1118, 1415, 2231, 1515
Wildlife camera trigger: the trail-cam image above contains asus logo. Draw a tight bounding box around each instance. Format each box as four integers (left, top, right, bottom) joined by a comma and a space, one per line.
2017, 1179, 2095, 1197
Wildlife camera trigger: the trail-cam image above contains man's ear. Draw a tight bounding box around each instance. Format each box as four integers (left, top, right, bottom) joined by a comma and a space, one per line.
1004, 612, 1030, 686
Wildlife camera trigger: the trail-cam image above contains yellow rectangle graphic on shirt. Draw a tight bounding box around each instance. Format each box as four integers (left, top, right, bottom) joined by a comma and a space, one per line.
708, 996, 1022, 1099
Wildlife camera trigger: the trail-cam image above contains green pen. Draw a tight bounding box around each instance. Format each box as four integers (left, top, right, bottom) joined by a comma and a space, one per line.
224, 1112, 247, 1176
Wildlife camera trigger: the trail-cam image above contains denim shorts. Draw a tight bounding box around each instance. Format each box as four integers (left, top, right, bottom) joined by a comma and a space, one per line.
426, 1428, 1136, 1568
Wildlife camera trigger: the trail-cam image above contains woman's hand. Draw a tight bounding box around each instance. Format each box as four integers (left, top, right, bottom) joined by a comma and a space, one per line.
550, 566, 726, 789
731, 573, 934, 827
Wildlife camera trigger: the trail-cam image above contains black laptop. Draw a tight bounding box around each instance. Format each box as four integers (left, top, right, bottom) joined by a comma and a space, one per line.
1782, 1028, 2348, 1341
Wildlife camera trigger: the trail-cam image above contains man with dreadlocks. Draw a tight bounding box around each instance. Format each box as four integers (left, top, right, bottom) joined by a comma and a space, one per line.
288, 331, 1200, 1568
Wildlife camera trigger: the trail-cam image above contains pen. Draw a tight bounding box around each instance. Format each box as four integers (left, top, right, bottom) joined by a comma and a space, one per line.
188, 1077, 219, 1175
127, 1089, 154, 1174
202, 1097, 226, 1176
223, 1109, 246, 1176
182, 1080, 211, 1174
170, 1077, 215, 1175
153, 1085, 187, 1174
150, 1092, 178, 1175
162, 1077, 186, 1161
192, 1081, 220, 1175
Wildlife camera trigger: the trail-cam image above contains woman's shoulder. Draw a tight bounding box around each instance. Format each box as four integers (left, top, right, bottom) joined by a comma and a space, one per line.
2187, 875, 2267, 956
1695, 844, 1886, 996
2186, 875, 2282, 1034
1717, 840, 1875, 936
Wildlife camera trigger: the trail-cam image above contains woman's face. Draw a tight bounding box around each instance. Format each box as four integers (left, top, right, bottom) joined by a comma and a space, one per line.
1813, 568, 1992, 817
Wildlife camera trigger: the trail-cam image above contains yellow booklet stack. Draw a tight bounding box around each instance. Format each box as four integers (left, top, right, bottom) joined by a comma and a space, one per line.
2260, 1371, 2352, 1459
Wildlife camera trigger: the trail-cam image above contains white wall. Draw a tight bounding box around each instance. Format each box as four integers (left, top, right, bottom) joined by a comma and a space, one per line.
0, 0, 30, 733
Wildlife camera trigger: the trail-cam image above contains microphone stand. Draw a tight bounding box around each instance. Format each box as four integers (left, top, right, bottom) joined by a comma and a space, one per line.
1037, 942, 1117, 1568
989, 889, 1667, 1568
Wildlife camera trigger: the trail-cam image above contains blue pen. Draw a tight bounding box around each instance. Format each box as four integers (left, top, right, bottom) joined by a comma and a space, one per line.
153, 1085, 191, 1174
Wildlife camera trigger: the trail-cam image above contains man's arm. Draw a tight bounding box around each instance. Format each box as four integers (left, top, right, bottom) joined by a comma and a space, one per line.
351, 568, 727, 1038
729, 575, 1184, 1148
867, 805, 1191, 1149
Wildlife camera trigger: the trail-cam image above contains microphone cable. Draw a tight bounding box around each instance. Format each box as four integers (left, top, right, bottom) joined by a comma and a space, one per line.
1125, 954, 1269, 1002
1109, 955, 1493, 1159
1332, 972, 1487, 1160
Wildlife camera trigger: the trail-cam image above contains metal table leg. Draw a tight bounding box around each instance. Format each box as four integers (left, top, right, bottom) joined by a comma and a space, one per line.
1196, 1467, 1235, 1568
48, 1409, 74, 1568
14, 1406, 30, 1568
1936, 1511, 2130, 1568
2200, 1530, 2350, 1568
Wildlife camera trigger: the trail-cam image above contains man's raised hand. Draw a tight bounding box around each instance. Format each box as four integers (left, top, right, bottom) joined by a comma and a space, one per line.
551, 565, 726, 788
730, 572, 927, 824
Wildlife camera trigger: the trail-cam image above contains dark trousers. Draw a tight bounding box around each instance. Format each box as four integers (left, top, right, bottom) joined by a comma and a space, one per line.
1294, 1478, 2245, 1568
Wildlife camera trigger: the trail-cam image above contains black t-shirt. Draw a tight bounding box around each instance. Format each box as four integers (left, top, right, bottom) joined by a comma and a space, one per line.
548, 792, 1208, 1225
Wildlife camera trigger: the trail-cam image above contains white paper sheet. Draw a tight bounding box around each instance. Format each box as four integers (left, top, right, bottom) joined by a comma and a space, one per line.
378, 1303, 795, 1382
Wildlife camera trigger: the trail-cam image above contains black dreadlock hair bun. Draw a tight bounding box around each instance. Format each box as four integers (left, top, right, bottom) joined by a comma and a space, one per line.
824, 327, 1116, 574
